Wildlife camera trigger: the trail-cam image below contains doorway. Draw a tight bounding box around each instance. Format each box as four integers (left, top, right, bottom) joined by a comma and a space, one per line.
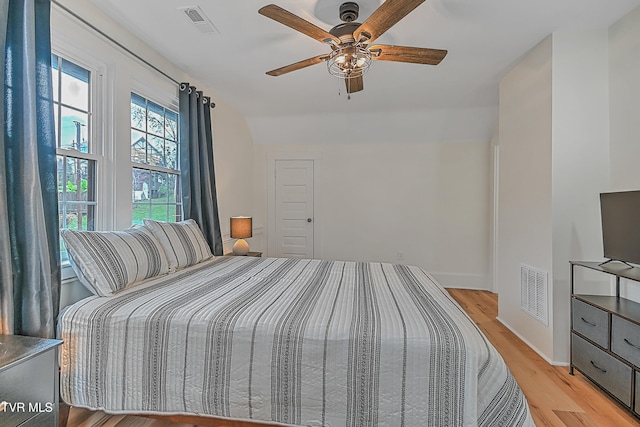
268, 156, 320, 258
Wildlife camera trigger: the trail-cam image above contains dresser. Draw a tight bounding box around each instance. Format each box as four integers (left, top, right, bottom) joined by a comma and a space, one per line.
0, 334, 62, 426
570, 261, 640, 417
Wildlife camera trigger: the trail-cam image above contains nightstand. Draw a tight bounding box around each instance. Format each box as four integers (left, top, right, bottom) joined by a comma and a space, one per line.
0, 334, 62, 427
225, 251, 263, 257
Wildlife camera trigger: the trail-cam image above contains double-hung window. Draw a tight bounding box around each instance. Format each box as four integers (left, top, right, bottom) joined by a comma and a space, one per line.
52, 54, 98, 262
130, 93, 182, 224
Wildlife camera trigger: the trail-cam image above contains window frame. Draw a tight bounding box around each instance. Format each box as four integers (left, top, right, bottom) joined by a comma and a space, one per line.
51, 47, 108, 279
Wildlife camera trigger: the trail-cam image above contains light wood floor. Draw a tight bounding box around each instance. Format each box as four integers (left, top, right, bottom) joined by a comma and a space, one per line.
63, 289, 640, 427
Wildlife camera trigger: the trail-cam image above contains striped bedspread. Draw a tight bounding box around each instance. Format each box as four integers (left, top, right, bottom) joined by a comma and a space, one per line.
58, 256, 533, 426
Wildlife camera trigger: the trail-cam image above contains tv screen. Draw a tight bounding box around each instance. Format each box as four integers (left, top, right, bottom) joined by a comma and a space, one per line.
600, 190, 640, 266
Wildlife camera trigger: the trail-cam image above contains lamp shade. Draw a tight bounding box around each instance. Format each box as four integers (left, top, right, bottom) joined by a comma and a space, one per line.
230, 216, 252, 239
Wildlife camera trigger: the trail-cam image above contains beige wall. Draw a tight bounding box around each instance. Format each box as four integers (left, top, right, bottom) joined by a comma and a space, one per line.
609, 6, 640, 302
254, 141, 492, 289
609, 6, 640, 191
248, 107, 498, 146
550, 30, 611, 363
497, 35, 554, 359
497, 24, 621, 364
211, 101, 256, 254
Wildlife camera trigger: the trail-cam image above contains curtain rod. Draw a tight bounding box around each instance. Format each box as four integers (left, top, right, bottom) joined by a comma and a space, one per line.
51, 0, 179, 86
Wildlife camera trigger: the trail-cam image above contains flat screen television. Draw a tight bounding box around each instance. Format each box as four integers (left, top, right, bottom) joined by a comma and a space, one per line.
600, 190, 640, 266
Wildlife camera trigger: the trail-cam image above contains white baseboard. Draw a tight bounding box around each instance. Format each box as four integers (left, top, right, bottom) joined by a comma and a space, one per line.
496, 316, 568, 367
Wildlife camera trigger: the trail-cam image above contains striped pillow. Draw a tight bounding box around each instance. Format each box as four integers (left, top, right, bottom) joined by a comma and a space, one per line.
61, 227, 170, 296
143, 219, 213, 270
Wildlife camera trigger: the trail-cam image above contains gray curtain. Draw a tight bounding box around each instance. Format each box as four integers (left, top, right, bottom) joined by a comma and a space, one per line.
0, 0, 61, 338
179, 83, 223, 256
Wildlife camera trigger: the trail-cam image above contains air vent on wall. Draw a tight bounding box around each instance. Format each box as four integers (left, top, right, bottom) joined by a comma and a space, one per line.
179, 6, 219, 34
520, 264, 548, 326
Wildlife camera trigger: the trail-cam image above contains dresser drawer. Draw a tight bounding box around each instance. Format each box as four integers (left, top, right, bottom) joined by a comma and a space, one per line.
572, 298, 609, 348
572, 333, 632, 407
611, 315, 640, 368
635, 372, 640, 415
0, 349, 56, 427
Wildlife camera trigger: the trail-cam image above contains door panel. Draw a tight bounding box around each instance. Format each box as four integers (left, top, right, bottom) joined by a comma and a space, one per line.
275, 160, 314, 258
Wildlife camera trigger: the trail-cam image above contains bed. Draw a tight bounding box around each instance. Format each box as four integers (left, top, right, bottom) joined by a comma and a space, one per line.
58, 221, 533, 427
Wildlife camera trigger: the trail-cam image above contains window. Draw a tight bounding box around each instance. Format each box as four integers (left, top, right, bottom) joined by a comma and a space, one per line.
130, 93, 181, 224
52, 54, 97, 262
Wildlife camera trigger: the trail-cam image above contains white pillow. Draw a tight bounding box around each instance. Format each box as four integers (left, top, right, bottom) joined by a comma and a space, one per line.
143, 219, 213, 270
61, 226, 169, 296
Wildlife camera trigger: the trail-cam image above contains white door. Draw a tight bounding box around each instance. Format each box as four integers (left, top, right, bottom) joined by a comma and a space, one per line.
274, 160, 314, 258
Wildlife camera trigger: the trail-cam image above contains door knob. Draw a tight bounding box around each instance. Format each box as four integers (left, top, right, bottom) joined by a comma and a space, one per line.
307, 218, 312, 223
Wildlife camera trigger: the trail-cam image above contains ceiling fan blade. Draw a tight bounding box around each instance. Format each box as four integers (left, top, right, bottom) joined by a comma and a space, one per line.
259, 4, 340, 45
369, 45, 447, 65
345, 76, 364, 94
266, 54, 329, 76
354, 0, 426, 45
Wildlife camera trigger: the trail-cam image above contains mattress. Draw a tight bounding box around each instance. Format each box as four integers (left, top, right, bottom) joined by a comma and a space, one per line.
58, 256, 533, 426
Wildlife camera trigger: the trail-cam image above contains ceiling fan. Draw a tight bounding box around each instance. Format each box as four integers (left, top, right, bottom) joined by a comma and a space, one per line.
258, 0, 447, 97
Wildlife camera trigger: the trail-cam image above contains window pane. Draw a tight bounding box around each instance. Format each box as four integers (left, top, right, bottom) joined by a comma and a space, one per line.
154, 172, 169, 202
150, 205, 169, 222
166, 140, 178, 170
57, 154, 96, 261
166, 174, 179, 204
60, 108, 89, 152
131, 94, 146, 130
147, 101, 164, 136
133, 168, 150, 200
166, 110, 178, 142
148, 171, 164, 200
60, 58, 90, 111
132, 201, 150, 225
131, 130, 146, 164
147, 135, 165, 167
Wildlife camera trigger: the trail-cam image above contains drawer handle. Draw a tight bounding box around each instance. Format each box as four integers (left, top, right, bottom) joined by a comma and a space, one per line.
590, 360, 607, 374
581, 317, 597, 327
624, 338, 640, 350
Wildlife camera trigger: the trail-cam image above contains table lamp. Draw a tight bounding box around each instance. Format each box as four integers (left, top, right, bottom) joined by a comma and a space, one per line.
230, 216, 252, 255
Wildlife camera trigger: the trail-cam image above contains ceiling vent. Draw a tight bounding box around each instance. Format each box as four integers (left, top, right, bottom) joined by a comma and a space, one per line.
520, 264, 548, 326
179, 6, 219, 34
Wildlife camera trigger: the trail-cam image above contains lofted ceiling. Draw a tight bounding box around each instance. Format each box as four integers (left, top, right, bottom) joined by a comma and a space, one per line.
89, 0, 640, 143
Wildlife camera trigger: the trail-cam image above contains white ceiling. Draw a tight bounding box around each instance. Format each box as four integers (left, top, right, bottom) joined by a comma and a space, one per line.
90, 0, 640, 143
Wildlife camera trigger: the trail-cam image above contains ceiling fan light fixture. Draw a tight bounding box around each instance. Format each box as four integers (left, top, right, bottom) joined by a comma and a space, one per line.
327, 45, 371, 79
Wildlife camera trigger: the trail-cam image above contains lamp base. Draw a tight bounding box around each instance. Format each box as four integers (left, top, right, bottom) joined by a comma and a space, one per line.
232, 239, 249, 256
